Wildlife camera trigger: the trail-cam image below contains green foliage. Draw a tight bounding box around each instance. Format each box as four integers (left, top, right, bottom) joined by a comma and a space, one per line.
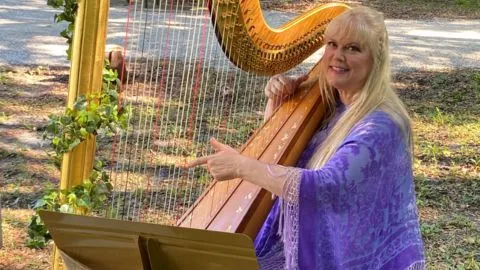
429, 107, 455, 125
26, 64, 131, 249
475, 72, 480, 103
27, 160, 113, 248
0, 72, 8, 84
46, 0, 78, 60
44, 63, 130, 168
456, 0, 480, 8
26, 215, 51, 248
420, 223, 442, 240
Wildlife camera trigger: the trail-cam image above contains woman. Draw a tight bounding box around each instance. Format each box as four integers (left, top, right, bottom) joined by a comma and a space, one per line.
187, 6, 425, 269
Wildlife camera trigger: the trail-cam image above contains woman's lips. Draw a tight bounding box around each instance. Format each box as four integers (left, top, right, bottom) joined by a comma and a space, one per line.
330, 66, 349, 73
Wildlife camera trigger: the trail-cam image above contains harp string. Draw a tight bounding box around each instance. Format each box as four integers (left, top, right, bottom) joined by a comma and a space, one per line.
134, 0, 167, 221
139, 0, 206, 222
183, 3, 224, 219
145, 0, 177, 223
146, 0, 172, 222
106, 0, 268, 225
112, 0, 158, 221
178, 0, 211, 217
107, 0, 132, 220
124, 0, 156, 221
131, 1, 156, 222
165, 0, 208, 219
147, 0, 187, 222
171, 0, 217, 223
210, 0, 248, 218
110, 0, 139, 221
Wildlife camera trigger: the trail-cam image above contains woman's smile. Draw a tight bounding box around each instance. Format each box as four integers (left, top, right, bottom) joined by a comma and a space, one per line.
329, 65, 350, 74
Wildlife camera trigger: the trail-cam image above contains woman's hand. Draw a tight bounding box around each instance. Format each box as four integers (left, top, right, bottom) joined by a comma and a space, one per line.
186, 138, 291, 197
186, 138, 245, 181
264, 74, 308, 101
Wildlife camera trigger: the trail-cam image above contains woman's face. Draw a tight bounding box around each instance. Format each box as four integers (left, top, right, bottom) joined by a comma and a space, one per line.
323, 31, 374, 95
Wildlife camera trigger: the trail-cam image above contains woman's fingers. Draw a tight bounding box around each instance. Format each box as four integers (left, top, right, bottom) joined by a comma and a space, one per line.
186, 155, 236, 181
277, 75, 290, 87
294, 74, 309, 88
271, 82, 284, 97
186, 138, 237, 169
185, 155, 209, 168
210, 137, 236, 152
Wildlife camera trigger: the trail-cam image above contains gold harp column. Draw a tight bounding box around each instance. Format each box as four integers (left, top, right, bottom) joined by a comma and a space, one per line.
60, 0, 109, 189
53, 0, 109, 269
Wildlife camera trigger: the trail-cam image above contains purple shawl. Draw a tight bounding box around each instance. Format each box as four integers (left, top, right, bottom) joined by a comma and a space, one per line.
254, 105, 425, 269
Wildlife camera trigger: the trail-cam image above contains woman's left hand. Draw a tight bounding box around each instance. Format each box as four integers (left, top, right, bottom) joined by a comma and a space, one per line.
186, 137, 244, 181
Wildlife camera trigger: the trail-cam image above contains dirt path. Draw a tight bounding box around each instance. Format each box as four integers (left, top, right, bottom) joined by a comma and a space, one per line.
2, 0, 480, 73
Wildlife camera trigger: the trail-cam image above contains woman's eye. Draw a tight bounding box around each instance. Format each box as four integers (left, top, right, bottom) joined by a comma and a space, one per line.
347, 46, 360, 52
327, 41, 336, 48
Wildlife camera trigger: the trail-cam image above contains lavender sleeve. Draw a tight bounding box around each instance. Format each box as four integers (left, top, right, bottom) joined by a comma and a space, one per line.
283, 112, 425, 269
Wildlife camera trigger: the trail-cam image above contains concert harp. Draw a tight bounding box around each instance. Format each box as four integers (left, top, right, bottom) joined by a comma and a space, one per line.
47, 0, 349, 268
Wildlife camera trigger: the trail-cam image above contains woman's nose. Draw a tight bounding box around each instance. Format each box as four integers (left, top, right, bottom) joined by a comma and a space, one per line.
333, 48, 345, 61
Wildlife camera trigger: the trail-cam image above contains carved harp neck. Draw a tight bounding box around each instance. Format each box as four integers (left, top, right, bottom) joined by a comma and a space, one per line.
209, 1, 349, 75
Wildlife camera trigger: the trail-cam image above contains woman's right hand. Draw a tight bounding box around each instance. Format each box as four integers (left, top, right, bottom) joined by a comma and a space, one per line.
264, 74, 308, 101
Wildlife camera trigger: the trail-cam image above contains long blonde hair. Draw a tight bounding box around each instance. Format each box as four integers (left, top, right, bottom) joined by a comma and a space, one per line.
307, 6, 413, 169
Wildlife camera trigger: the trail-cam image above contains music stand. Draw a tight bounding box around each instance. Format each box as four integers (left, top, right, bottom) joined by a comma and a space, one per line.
39, 211, 259, 270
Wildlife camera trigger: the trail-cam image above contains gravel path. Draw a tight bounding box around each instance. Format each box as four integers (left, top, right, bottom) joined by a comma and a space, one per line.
1, 0, 479, 73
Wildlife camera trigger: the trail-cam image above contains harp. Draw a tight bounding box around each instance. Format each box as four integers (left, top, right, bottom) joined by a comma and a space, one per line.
52, 0, 348, 268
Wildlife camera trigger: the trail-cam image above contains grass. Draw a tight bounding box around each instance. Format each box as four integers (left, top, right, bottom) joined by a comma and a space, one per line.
456, 0, 480, 8
1, 209, 53, 269
2, 66, 479, 269
0, 67, 65, 269
396, 68, 480, 269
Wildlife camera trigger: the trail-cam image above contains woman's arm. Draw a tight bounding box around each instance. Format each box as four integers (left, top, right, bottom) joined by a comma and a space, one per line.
187, 112, 405, 199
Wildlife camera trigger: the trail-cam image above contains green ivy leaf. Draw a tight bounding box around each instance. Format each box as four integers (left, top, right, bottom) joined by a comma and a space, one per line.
47, 0, 64, 8
33, 199, 46, 210
59, 204, 74, 213
52, 137, 60, 146
67, 193, 77, 204
77, 198, 89, 207
93, 159, 104, 171
60, 28, 69, 39
68, 138, 81, 151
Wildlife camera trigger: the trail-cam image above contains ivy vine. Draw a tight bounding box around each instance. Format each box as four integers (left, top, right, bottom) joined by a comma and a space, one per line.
44, 66, 130, 169
47, 0, 78, 59
27, 63, 131, 248
27, 159, 112, 248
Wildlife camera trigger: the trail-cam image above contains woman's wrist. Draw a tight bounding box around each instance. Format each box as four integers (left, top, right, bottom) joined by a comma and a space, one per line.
236, 154, 253, 179
236, 155, 264, 188
235, 155, 288, 196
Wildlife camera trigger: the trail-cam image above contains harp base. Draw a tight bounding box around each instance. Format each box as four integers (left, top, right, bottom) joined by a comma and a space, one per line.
39, 211, 259, 270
